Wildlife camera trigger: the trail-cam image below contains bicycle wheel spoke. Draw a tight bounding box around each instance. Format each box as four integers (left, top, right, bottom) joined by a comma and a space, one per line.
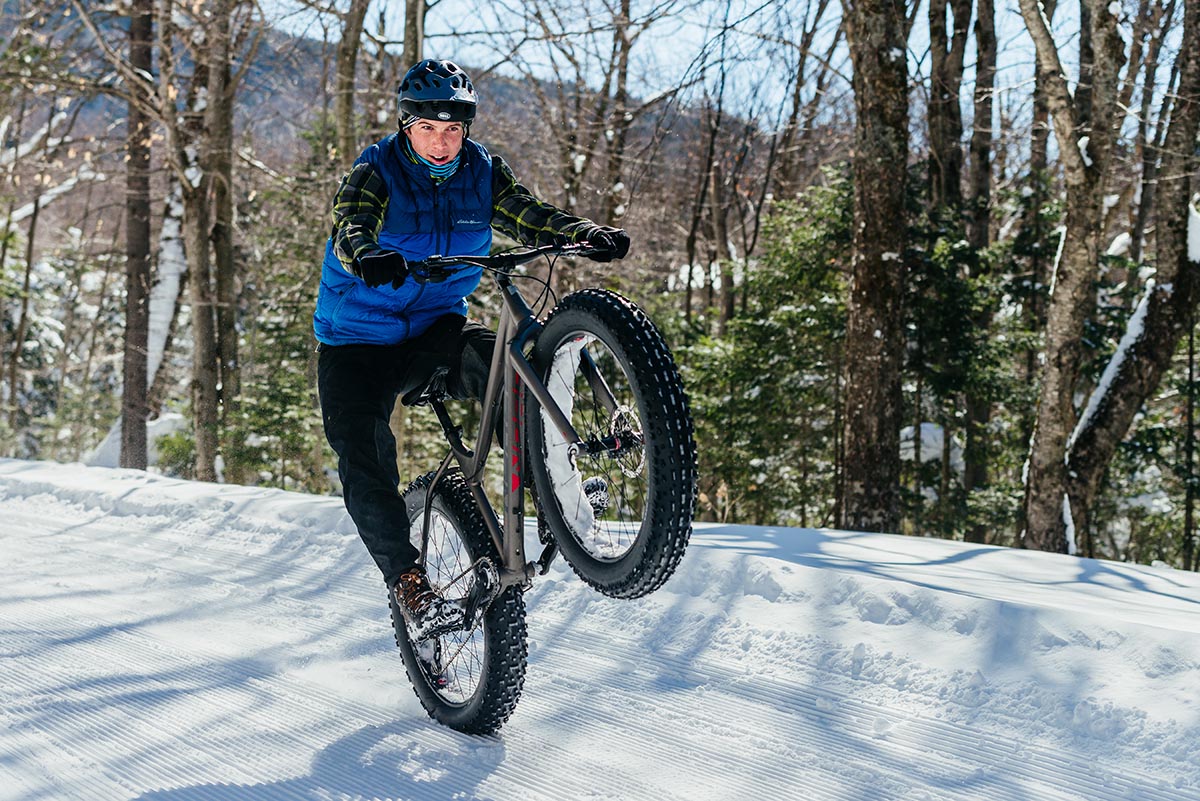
418, 509, 485, 705
540, 333, 651, 562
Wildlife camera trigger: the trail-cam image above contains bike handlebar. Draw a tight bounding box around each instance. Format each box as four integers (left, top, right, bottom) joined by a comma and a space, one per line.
408, 242, 604, 283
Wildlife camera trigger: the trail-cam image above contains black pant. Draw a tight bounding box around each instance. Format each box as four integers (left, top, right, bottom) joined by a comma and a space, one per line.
318, 314, 495, 587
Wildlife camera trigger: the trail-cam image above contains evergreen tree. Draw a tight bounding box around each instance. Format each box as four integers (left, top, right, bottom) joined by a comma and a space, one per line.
683, 169, 851, 526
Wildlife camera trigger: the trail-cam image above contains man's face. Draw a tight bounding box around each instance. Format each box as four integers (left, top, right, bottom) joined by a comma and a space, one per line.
405, 119, 465, 165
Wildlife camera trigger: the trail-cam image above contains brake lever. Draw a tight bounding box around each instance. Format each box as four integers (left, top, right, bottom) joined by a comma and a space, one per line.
411, 264, 455, 284
568, 242, 604, 259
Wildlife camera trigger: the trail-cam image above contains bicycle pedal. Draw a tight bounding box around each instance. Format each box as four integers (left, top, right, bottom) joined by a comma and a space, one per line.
411, 608, 467, 643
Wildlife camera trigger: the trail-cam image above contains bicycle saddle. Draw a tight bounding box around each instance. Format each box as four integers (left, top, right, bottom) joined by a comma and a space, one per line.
401, 366, 451, 407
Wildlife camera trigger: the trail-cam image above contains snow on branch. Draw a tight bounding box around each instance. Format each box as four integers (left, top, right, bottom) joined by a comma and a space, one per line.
1016, 0, 1087, 176
8, 168, 106, 225
0, 111, 69, 169
1068, 278, 1158, 452
1189, 201, 1200, 264
147, 184, 186, 388
237, 147, 287, 183
1047, 225, 1066, 297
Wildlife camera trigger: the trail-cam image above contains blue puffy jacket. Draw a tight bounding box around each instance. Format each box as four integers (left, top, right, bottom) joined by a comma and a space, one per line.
313, 135, 494, 346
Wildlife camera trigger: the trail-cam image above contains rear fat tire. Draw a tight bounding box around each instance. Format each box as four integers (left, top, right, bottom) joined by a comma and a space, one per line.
392, 470, 528, 734
526, 289, 697, 599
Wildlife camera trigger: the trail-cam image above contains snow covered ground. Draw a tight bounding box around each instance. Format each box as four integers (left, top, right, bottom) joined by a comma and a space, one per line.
2, 458, 1199, 801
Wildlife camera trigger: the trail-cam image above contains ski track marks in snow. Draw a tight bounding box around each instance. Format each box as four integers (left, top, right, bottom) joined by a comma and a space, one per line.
1, 459, 1199, 801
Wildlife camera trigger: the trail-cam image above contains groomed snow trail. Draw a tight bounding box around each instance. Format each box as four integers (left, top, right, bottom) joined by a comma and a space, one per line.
1, 459, 1199, 800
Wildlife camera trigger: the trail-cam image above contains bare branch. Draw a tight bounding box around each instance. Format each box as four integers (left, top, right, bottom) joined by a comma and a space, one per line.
1017, 0, 1086, 176
66, 0, 160, 113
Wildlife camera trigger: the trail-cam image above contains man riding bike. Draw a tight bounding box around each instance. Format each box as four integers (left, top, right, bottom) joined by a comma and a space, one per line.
314, 59, 629, 640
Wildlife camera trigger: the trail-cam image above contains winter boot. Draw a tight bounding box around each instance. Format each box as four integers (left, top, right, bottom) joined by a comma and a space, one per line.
392, 566, 465, 642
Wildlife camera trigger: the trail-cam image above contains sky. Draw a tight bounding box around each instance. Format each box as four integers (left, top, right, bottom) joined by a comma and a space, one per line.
2, 456, 1198, 800
258, 0, 1188, 154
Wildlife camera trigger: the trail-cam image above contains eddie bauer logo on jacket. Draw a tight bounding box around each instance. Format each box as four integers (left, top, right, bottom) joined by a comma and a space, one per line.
455, 217, 484, 225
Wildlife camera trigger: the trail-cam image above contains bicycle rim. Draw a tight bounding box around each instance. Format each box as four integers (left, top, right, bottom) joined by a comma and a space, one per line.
540, 331, 649, 562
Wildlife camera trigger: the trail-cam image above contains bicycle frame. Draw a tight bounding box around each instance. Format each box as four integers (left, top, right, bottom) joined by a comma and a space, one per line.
416, 248, 619, 590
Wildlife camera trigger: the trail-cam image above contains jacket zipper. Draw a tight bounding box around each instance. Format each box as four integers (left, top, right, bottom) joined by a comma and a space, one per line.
435, 174, 455, 256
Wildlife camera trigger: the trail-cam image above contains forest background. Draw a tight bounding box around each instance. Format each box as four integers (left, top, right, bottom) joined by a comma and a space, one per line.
1, 0, 1198, 569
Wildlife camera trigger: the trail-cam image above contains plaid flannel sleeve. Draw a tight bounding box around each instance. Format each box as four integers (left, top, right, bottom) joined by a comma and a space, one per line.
491, 155, 594, 245
330, 163, 389, 273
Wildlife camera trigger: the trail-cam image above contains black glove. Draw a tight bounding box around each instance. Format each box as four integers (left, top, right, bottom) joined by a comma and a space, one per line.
579, 225, 630, 262
355, 249, 409, 289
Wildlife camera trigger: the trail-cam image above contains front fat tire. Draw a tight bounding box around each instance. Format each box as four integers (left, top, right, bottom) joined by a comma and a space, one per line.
392, 471, 528, 735
527, 289, 697, 599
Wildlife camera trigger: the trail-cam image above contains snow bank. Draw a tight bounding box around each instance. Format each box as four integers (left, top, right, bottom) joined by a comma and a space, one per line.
85, 412, 189, 469
1, 459, 1199, 801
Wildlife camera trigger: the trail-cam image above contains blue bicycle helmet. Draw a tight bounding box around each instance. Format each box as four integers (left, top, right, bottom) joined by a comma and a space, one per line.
398, 60, 477, 124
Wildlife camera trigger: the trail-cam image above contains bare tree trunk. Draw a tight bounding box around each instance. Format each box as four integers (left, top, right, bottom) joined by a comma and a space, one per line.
1019, 0, 1127, 552
1186, 317, 1196, 571
967, 0, 995, 253
685, 96, 721, 326
7, 195, 40, 443
1018, 0, 1056, 425
912, 372, 924, 536
1064, 0, 1200, 548
940, 406, 952, 536
335, 0, 370, 169
0, 90, 28, 427
67, 0, 265, 479
927, 0, 971, 211
600, 0, 633, 225
171, 12, 220, 480
403, 0, 426, 68
206, 0, 242, 482
710, 161, 734, 333
121, 0, 154, 470
963, 0, 996, 543
1130, 0, 1179, 265
183, 181, 220, 481
839, 0, 910, 532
